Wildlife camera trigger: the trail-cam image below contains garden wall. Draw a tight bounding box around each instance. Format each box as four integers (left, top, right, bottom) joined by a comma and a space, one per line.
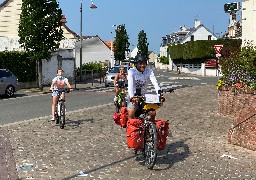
218, 88, 256, 151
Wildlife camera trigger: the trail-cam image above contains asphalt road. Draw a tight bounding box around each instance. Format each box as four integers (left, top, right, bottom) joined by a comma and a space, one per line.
0, 70, 218, 125
0, 91, 114, 125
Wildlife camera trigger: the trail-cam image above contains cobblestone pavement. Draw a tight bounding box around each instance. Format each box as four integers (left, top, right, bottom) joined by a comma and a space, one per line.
1, 85, 256, 180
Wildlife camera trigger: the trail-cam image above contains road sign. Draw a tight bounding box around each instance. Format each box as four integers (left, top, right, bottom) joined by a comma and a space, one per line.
214, 45, 223, 54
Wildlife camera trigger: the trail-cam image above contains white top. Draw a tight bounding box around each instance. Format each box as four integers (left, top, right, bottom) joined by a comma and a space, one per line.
52, 76, 69, 90
127, 67, 160, 98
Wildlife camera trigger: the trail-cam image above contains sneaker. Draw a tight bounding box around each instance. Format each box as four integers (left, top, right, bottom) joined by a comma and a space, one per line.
50, 116, 55, 121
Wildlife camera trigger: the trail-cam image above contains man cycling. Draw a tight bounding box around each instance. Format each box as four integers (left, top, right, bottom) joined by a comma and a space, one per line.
127, 54, 162, 120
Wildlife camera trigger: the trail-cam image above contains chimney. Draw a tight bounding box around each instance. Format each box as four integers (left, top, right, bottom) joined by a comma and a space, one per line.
180, 25, 187, 31
61, 15, 67, 25
194, 19, 201, 28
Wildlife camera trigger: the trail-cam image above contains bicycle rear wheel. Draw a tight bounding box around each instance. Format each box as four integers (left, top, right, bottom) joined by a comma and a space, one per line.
59, 101, 65, 129
143, 121, 158, 169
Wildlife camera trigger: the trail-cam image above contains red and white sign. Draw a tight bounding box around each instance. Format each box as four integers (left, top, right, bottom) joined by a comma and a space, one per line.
214, 45, 223, 54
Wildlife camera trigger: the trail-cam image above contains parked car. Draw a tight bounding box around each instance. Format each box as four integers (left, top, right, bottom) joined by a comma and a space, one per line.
0, 69, 20, 97
105, 66, 128, 87
205, 59, 217, 68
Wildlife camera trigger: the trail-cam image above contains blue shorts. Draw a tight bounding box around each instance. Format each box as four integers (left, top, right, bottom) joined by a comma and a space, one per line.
52, 91, 58, 97
52, 89, 64, 97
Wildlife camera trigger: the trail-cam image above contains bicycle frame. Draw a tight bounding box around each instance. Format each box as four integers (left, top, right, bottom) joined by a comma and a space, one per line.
115, 80, 127, 113
54, 88, 69, 129
133, 91, 163, 169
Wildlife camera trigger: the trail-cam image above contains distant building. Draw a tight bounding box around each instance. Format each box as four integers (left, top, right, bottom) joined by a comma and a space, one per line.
160, 19, 217, 70
130, 46, 157, 64
75, 35, 112, 67
0, 0, 112, 66
242, 0, 256, 45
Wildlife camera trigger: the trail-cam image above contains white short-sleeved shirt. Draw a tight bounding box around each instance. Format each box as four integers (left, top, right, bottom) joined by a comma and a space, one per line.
127, 67, 160, 98
52, 76, 68, 90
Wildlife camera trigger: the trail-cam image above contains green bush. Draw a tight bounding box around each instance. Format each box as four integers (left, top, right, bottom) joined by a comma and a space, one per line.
77, 62, 108, 76
169, 39, 242, 63
0, 51, 36, 82
159, 56, 169, 64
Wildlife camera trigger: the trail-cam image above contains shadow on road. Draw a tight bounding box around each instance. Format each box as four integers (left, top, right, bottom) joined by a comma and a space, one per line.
65, 118, 94, 128
135, 137, 191, 171
61, 155, 136, 180
0, 93, 29, 99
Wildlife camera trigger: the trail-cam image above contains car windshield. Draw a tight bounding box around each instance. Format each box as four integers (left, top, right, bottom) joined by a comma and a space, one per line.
109, 67, 128, 73
109, 67, 120, 73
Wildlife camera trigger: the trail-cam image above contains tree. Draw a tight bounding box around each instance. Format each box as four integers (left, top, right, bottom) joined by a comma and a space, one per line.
137, 30, 149, 58
18, 0, 63, 89
113, 24, 130, 63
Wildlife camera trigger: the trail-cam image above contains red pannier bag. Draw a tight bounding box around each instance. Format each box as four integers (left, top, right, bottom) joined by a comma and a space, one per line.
126, 119, 144, 150
112, 113, 121, 125
120, 107, 128, 128
155, 120, 169, 151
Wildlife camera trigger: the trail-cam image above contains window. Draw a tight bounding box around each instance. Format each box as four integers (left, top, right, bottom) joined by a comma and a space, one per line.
208, 35, 212, 40
190, 35, 194, 41
162, 38, 167, 46
167, 38, 171, 44
0, 70, 12, 78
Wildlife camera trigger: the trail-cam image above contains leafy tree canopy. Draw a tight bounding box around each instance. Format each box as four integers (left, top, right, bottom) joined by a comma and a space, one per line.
137, 30, 149, 58
18, 0, 64, 60
113, 24, 130, 61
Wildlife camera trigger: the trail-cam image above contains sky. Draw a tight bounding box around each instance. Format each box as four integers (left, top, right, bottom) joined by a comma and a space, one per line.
57, 0, 242, 54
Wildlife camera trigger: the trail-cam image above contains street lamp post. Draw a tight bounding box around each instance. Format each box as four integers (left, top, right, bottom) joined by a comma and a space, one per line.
110, 31, 113, 68
79, 1, 83, 82
79, 0, 97, 82
110, 24, 116, 68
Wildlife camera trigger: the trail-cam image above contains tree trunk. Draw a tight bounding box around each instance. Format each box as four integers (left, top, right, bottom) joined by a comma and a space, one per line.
38, 59, 43, 91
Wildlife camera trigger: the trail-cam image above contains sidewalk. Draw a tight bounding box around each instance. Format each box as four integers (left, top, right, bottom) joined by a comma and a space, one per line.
18, 79, 106, 94
1, 85, 256, 179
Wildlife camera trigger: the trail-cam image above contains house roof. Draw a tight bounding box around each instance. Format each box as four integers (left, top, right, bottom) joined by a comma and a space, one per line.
61, 15, 78, 38
79, 35, 113, 51
180, 24, 216, 43
0, 0, 9, 8
103, 41, 112, 50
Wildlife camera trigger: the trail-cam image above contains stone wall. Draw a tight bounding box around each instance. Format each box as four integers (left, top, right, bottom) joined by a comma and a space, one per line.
218, 88, 256, 151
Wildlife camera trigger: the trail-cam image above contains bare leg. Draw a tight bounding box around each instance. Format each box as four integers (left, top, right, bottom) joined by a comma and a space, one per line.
61, 92, 65, 101
52, 96, 58, 117
128, 107, 136, 119
116, 88, 121, 97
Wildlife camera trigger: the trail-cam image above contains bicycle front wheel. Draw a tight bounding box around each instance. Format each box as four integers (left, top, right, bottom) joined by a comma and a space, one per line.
59, 101, 65, 129
143, 121, 158, 170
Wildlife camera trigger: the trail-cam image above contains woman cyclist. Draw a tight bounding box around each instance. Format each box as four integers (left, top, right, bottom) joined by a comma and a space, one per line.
50, 69, 73, 121
127, 54, 162, 120
113, 66, 127, 103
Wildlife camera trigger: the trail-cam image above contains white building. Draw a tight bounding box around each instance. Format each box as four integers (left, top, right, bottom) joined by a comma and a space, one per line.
159, 19, 217, 71
0, 0, 113, 84
242, 0, 256, 45
75, 36, 112, 68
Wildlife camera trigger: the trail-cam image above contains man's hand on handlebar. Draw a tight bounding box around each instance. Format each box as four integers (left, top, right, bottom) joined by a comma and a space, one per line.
130, 97, 138, 105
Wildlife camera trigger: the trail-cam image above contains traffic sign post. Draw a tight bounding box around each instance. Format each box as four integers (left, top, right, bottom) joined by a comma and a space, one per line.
214, 45, 223, 54
214, 45, 223, 80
